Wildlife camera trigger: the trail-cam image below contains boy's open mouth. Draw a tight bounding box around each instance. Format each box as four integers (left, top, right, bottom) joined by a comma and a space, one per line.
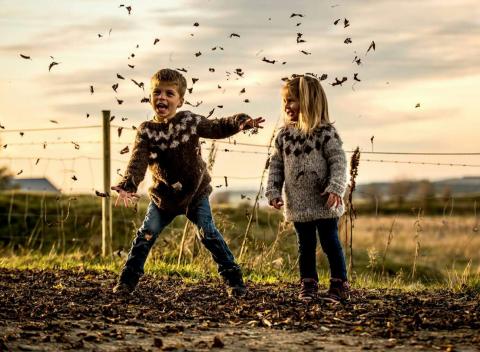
156, 102, 168, 109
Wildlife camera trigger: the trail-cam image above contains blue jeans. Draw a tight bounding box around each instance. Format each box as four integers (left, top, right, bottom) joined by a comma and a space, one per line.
120, 196, 240, 282
293, 218, 347, 281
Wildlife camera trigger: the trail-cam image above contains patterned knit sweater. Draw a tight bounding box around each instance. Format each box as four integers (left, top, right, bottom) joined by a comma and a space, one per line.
265, 124, 347, 222
116, 110, 249, 215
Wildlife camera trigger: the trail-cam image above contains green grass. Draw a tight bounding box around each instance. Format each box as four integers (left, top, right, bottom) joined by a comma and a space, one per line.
1, 248, 479, 292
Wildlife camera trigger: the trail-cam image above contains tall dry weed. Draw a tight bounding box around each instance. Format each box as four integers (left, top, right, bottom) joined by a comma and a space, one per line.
347, 147, 360, 277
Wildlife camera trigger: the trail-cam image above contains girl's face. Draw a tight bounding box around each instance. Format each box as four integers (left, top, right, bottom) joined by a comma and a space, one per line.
283, 94, 300, 122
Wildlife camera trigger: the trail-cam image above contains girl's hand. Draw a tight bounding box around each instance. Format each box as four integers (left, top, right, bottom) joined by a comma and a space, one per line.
269, 197, 284, 210
111, 186, 140, 208
239, 117, 265, 131
321, 192, 343, 209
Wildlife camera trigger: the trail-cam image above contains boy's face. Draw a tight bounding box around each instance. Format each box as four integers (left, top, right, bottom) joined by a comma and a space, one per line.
150, 82, 184, 120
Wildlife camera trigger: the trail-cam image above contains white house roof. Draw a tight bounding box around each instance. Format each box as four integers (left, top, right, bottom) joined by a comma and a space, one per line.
10, 178, 60, 193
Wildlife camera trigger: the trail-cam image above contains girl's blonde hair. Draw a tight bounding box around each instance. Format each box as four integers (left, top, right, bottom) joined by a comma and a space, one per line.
282, 75, 330, 134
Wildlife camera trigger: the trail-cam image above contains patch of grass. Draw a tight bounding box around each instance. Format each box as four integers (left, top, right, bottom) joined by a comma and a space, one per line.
1, 249, 478, 292
0, 248, 119, 272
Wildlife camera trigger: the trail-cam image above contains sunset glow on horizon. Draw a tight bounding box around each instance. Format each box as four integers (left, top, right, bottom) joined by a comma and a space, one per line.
1, 0, 479, 193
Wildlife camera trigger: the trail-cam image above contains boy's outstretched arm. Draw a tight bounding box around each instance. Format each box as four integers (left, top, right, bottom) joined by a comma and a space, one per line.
265, 131, 285, 208
239, 117, 265, 131
111, 186, 140, 208
112, 122, 149, 206
196, 113, 264, 139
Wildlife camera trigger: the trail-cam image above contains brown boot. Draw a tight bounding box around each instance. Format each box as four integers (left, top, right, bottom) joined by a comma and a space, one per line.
327, 278, 350, 301
221, 268, 247, 297
113, 282, 135, 295
298, 278, 318, 301
113, 267, 140, 295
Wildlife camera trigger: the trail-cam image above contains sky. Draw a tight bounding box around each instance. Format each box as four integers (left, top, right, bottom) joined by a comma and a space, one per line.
0, 0, 479, 195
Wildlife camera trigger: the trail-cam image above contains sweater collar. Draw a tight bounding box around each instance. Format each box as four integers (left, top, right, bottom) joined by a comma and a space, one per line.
153, 110, 190, 124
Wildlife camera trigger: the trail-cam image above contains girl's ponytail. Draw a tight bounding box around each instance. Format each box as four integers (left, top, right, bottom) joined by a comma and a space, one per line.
298, 77, 315, 133
297, 76, 330, 134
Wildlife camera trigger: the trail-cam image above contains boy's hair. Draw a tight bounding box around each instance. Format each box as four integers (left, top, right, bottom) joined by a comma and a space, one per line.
151, 69, 187, 97
282, 75, 330, 134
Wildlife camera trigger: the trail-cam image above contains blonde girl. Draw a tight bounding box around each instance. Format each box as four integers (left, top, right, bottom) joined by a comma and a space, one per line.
266, 75, 349, 301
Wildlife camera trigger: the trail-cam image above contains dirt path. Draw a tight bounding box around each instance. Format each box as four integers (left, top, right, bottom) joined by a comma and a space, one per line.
1, 268, 479, 351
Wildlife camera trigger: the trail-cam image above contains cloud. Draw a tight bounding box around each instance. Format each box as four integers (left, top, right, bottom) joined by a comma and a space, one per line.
0, 16, 138, 55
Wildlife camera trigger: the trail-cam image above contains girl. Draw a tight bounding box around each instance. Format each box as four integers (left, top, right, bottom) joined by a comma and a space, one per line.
265, 75, 349, 301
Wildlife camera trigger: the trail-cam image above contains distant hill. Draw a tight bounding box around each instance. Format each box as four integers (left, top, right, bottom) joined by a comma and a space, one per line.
211, 176, 480, 205
211, 189, 267, 206
355, 176, 480, 200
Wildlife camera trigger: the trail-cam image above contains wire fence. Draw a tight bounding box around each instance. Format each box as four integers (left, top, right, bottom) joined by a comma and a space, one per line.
1, 120, 480, 197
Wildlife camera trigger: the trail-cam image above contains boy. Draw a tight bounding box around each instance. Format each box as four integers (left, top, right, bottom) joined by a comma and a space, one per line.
112, 68, 264, 297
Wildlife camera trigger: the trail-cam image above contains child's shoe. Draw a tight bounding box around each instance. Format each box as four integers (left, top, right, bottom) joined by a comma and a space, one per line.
113, 282, 135, 295
113, 268, 140, 295
221, 268, 247, 297
298, 278, 318, 301
327, 278, 350, 301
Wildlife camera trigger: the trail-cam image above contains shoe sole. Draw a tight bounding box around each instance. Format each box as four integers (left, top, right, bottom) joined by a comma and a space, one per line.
227, 289, 247, 298
298, 295, 314, 302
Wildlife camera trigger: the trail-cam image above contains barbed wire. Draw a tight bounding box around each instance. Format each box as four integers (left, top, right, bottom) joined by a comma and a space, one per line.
0, 125, 102, 133
361, 159, 480, 167
2, 154, 480, 168
2, 124, 480, 197
2, 138, 479, 156
0, 156, 127, 163
2, 124, 479, 156
3, 141, 113, 146
355, 151, 480, 156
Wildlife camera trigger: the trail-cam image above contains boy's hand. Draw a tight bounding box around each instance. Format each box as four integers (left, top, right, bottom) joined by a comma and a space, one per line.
269, 197, 284, 210
321, 191, 343, 209
111, 186, 140, 208
239, 117, 265, 131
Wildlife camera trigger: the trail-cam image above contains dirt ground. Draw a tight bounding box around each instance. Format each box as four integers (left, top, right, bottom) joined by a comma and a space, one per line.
1, 268, 479, 351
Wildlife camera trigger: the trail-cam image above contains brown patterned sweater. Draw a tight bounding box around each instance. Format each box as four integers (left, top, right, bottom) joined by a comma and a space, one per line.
115, 110, 249, 215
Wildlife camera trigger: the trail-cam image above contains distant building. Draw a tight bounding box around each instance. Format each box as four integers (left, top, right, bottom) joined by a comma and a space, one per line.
9, 177, 60, 193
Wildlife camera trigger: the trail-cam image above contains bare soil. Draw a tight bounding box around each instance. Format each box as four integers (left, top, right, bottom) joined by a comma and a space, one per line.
1, 268, 479, 351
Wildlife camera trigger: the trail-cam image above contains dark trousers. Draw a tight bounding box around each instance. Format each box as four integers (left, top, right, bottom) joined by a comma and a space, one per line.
120, 196, 240, 283
293, 217, 347, 281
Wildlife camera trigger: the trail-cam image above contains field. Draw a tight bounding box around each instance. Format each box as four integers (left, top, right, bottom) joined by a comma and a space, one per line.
1, 191, 480, 350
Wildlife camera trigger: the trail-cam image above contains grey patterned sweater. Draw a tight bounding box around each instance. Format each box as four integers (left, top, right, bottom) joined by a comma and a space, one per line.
265, 124, 347, 222
116, 110, 249, 215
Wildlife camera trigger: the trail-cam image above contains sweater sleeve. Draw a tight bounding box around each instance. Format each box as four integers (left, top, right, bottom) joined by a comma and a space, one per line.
322, 127, 347, 197
195, 113, 250, 139
115, 122, 149, 193
265, 130, 285, 202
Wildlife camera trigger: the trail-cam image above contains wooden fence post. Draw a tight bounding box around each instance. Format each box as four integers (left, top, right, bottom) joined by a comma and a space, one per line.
102, 110, 112, 257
